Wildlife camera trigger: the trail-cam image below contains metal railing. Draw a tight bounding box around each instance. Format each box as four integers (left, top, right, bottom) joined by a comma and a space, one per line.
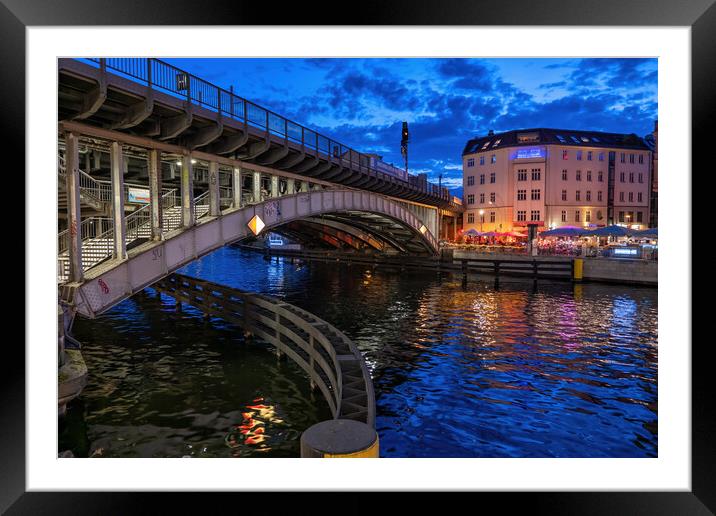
81, 57, 458, 208
154, 273, 375, 426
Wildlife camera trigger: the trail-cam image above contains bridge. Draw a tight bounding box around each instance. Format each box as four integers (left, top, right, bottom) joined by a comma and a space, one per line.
56, 58, 463, 432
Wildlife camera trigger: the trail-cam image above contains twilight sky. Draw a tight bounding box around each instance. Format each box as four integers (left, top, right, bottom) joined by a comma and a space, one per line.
165, 58, 657, 194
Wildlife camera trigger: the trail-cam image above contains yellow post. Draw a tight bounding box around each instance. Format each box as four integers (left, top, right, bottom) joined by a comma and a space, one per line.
573, 258, 584, 282
301, 419, 379, 458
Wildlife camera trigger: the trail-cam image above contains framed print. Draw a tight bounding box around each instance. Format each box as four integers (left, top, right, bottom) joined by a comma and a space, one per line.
5, 0, 712, 512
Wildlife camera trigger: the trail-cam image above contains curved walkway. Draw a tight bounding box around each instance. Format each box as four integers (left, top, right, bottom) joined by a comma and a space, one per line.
154, 273, 375, 427
62, 188, 438, 318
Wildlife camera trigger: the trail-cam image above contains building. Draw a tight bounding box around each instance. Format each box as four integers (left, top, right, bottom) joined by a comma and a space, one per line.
461, 128, 653, 233
645, 121, 658, 228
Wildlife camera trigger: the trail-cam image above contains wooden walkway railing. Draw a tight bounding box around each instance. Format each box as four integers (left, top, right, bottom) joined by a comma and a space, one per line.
153, 273, 375, 427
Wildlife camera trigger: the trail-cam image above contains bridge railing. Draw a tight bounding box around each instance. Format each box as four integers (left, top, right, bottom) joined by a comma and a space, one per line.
153, 274, 375, 427
81, 57, 461, 209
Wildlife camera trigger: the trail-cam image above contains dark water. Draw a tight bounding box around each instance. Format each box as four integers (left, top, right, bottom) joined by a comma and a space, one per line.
61, 247, 658, 458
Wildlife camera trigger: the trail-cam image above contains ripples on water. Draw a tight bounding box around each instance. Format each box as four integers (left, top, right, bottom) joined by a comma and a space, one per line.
61, 247, 657, 458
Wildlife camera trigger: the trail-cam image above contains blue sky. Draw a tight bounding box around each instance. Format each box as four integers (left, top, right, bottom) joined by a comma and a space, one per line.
165, 58, 657, 194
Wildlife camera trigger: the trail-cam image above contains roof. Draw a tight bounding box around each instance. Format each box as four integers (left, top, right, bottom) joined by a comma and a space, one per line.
462, 128, 651, 156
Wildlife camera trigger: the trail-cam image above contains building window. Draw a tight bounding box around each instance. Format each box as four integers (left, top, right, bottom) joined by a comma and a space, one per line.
480, 193, 485, 203
637, 211, 643, 222
586, 191, 591, 202
629, 153, 635, 164
576, 170, 581, 181
577, 150, 583, 161
575, 210, 581, 222
639, 154, 644, 164
490, 211, 496, 223
628, 192, 634, 202
531, 210, 540, 221
587, 170, 592, 182
490, 172, 496, 183
619, 211, 625, 222
575, 190, 581, 201
598, 171, 603, 182
467, 194, 475, 205
467, 176, 475, 186
491, 154, 496, 164
598, 152, 604, 161
620, 172, 625, 182
467, 212, 475, 223
480, 156, 485, 166
561, 210, 567, 222
531, 169, 541, 181
563, 150, 569, 160
517, 189, 527, 201
480, 174, 485, 184
518, 169, 527, 181
597, 191, 603, 202
639, 173, 643, 183
561, 190, 567, 201
490, 192, 496, 203
531, 189, 541, 201
467, 158, 475, 167
629, 172, 634, 183
619, 192, 625, 202
517, 210, 526, 221
587, 151, 593, 161
620, 152, 625, 163
586, 210, 591, 222
562, 169, 568, 181
638, 192, 643, 202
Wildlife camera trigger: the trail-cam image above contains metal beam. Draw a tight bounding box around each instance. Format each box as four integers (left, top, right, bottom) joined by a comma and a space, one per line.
209, 161, 221, 217
109, 93, 154, 130
110, 142, 127, 257
65, 132, 83, 282
232, 167, 242, 208
160, 109, 193, 140
186, 119, 224, 149
252, 171, 261, 203
148, 149, 163, 240
181, 154, 195, 227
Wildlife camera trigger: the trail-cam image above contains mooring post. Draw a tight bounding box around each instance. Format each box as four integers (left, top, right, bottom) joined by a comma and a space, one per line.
301, 419, 379, 458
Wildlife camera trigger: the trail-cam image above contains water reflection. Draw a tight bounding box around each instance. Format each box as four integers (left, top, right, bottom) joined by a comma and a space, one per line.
62, 247, 657, 458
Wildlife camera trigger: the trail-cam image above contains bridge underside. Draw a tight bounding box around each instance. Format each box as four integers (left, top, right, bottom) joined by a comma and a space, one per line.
58, 59, 459, 211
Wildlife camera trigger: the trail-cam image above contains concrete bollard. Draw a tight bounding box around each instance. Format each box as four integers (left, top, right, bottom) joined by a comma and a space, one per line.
301, 419, 379, 458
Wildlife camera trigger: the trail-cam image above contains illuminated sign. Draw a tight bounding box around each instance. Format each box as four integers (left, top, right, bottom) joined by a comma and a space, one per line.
419, 225, 428, 235
613, 247, 638, 257
127, 187, 150, 204
515, 148, 544, 159
247, 214, 265, 235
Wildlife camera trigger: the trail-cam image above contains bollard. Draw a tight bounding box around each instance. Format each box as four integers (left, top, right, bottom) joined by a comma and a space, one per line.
573, 258, 584, 282
301, 419, 379, 458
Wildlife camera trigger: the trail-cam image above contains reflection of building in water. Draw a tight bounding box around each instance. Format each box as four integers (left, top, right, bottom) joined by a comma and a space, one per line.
225, 397, 283, 453
462, 128, 654, 232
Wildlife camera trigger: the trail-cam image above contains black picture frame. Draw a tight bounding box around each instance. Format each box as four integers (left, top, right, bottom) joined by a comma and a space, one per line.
4, 0, 709, 513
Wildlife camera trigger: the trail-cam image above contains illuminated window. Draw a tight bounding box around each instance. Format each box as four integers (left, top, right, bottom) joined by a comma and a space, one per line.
562, 150, 569, 160
481, 141, 490, 150
517, 132, 539, 143
561, 190, 567, 201
467, 158, 475, 167
467, 194, 475, 205
562, 169, 568, 180
561, 210, 567, 222
493, 139, 502, 147
491, 154, 496, 164
517, 189, 527, 201
467, 176, 475, 186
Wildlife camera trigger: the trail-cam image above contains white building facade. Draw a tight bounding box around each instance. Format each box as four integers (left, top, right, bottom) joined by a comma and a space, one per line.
461, 128, 653, 233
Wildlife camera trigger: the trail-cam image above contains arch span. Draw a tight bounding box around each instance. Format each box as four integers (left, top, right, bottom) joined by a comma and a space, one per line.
62, 189, 438, 318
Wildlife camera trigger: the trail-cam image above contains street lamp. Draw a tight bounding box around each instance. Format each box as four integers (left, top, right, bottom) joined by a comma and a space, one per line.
479, 209, 484, 232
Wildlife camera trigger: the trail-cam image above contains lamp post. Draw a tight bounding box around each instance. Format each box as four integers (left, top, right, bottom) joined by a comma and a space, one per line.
479, 209, 484, 232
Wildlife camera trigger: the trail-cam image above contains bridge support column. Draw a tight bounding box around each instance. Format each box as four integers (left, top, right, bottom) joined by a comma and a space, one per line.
208, 161, 221, 217
65, 132, 83, 283
252, 171, 261, 203
181, 154, 195, 227
110, 142, 127, 257
287, 178, 295, 194
148, 149, 163, 240
270, 175, 279, 198
232, 167, 242, 208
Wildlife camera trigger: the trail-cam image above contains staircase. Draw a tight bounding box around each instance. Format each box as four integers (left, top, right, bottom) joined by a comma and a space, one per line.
58, 190, 210, 283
